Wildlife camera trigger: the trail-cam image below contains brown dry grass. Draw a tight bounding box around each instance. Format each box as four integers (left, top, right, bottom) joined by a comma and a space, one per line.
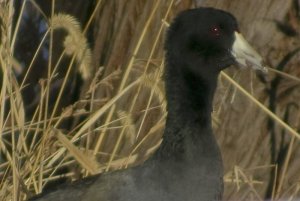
0, 0, 300, 201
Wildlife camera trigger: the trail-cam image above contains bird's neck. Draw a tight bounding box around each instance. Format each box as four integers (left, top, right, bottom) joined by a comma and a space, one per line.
154, 64, 219, 160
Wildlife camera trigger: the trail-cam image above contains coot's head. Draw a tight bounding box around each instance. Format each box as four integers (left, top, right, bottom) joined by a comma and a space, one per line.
165, 7, 267, 77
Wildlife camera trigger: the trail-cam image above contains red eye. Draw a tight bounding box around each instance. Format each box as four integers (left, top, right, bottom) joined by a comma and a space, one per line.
210, 26, 221, 37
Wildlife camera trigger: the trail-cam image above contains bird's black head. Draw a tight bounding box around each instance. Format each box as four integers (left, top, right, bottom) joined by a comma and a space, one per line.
165, 7, 239, 78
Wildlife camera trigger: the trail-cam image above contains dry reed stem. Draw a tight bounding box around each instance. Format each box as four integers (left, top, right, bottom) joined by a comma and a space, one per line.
221, 71, 300, 140
10, 0, 25, 53
267, 67, 300, 83
82, 0, 103, 34
275, 136, 295, 199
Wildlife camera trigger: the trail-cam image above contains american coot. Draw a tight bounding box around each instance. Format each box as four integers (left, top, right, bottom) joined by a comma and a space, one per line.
30, 7, 266, 201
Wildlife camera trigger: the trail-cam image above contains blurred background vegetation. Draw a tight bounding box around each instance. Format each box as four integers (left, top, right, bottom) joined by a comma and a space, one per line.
0, 0, 300, 200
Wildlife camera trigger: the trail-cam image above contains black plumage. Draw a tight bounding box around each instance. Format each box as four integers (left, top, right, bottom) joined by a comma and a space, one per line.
30, 7, 266, 201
